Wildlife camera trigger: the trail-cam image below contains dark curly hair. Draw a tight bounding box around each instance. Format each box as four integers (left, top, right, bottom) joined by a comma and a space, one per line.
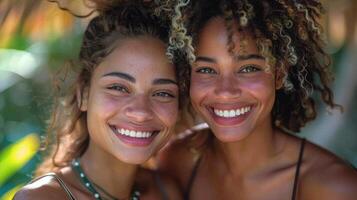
36, 0, 189, 175
165, 0, 342, 133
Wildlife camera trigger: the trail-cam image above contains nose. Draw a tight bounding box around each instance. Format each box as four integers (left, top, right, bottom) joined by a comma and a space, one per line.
124, 95, 154, 122
214, 75, 241, 99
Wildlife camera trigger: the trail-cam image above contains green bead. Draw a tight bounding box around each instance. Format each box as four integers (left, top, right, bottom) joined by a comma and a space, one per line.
71, 158, 140, 200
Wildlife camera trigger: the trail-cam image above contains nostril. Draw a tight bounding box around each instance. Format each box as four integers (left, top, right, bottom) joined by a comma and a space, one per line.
214, 84, 241, 97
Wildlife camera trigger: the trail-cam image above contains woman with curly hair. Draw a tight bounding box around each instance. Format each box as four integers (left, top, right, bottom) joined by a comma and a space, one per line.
13, 1, 186, 199
156, 0, 357, 199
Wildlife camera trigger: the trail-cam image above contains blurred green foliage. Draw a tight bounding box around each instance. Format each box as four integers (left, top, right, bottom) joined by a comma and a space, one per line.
0, 0, 356, 199
0, 134, 39, 186
0, 2, 84, 197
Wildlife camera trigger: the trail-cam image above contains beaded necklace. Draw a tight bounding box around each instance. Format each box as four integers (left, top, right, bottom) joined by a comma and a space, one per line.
71, 158, 140, 200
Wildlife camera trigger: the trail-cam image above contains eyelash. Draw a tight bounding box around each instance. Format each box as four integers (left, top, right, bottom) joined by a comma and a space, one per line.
108, 84, 175, 99
239, 65, 261, 73
195, 65, 261, 75
153, 91, 175, 98
107, 84, 129, 93
195, 67, 217, 74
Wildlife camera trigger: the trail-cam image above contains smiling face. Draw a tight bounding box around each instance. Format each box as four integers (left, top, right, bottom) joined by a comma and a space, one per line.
80, 36, 179, 164
190, 17, 278, 142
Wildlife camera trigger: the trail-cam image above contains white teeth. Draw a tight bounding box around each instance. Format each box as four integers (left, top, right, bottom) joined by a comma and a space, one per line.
236, 109, 241, 115
245, 107, 249, 112
116, 128, 153, 138
229, 110, 235, 117
223, 110, 229, 117
129, 130, 135, 137
240, 107, 245, 114
213, 106, 251, 118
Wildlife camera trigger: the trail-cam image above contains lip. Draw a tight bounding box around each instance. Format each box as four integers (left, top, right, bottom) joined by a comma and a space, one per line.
109, 125, 159, 147
206, 104, 254, 126
209, 103, 253, 110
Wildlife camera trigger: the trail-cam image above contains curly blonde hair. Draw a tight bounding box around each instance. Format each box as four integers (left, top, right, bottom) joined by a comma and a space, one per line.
162, 0, 341, 132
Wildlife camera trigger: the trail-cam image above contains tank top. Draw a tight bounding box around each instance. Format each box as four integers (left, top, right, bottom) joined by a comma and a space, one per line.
27, 171, 170, 200
184, 138, 306, 200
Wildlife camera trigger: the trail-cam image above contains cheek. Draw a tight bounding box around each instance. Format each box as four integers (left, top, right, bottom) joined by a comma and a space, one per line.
87, 92, 125, 120
190, 75, 215, 103
153, 101, 178, 128
101, 95, 126, 111
241, 76, 276, 106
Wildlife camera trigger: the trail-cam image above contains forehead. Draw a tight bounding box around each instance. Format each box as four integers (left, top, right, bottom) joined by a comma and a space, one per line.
94, 36, 175, 79
196, 17, 259, 55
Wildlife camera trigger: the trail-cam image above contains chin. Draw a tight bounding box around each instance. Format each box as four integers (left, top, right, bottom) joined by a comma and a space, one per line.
112, 148, 154, 165
117, 154, 151, 165
211, 127, 251, 143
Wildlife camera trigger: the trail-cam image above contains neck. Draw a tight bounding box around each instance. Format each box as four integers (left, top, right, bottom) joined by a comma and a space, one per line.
80, 140, 138, 199
211, 119, 284, 177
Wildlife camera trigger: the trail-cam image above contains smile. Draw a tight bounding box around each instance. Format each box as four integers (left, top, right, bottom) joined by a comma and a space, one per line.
110, 125, 159, 146
213, 106, 251, 118
116, 128, 154, 138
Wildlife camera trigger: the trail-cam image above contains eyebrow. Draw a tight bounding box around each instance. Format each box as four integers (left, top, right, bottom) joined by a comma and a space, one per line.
102, 72, 135, 83
195, 56, 217, 63
153, 78, 178, 85
195, 54, 265, 63
102, 71, 177, 85
235, 54, 265, 61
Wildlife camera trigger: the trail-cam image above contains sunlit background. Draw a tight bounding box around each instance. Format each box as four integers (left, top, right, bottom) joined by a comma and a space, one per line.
0, 0, 356, 199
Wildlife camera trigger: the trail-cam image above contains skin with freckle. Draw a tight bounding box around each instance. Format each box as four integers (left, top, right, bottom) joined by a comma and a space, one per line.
83, 36, 178, 165
157, 0, 357, 200
13, 2, 186, 200
190, 21, 276, 143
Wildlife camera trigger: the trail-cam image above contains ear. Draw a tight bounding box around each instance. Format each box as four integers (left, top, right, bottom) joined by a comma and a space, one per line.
77, 86, 89, 111
274, 66, 285, 90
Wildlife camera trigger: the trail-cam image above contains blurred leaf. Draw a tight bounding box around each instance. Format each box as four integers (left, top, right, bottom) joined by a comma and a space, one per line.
0, 133, 39, 186
0, 184, 23, 200
6, 33, 31, 50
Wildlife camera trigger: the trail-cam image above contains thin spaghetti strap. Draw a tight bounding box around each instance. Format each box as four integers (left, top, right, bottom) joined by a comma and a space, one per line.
291, 138, 306, 200
30, 173, 77, 200
154, 171, 169, 200
184, 155, 202, 200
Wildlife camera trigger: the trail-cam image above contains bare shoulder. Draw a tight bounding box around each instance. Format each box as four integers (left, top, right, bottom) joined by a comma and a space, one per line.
299, 140, 357, 200
156, 129, 209, 190
13, 173, 71, 200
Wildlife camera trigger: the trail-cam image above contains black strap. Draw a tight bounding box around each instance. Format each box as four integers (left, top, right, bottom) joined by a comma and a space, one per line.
154, 172, 169, 200
291, 138, 306, 200
29, 172, 77, 200
184, 156, 202, 200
